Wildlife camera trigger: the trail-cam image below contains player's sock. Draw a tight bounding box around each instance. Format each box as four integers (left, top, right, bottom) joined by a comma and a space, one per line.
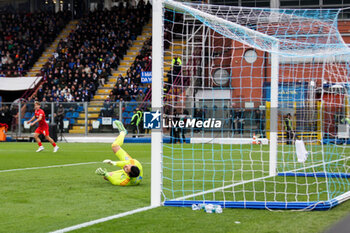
112, 131, 126, 147
52, 142, 57, 147
38, 142, 42, 147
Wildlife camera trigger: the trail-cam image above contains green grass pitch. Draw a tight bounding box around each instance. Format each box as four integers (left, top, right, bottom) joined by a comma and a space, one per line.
0, 142, 350, 233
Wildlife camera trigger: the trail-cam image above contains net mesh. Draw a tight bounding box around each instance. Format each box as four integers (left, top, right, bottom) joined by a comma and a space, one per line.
161, 0, 350, 209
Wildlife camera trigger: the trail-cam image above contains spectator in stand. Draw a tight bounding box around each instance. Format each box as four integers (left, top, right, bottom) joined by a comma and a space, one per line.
26, 96, 35, 113
131, 85, 139, 100
101, 96, 113, 117
0, 106, 7, 125
113, 84, 124, 100
144, 84, 151, 95
1, 105, 12, 128
40, 97, 50, 116
136, 89, 144, 102
123, 85, 130, 101
117, 74, 124, 83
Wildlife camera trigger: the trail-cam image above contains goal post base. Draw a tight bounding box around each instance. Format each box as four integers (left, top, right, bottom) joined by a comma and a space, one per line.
163, 200, 339, 210
278, 172, 350, 179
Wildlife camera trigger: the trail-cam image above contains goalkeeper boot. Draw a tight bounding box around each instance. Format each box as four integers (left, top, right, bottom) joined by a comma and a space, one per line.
114, 120, 128, 135
36, 146, 44, 152
95, 167, 108, 176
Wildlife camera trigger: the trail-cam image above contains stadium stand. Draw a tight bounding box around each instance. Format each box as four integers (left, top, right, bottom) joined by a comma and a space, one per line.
0, 11, 70, 77
62, 3, 152, 133
99, 37, 152, 128
4, 2, 151, 133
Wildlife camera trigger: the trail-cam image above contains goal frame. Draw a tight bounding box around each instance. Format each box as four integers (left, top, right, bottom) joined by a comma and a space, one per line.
152, 0, 350, 210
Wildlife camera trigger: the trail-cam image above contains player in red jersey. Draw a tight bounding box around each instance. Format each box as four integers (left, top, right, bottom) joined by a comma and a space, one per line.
27, 101, 59, 152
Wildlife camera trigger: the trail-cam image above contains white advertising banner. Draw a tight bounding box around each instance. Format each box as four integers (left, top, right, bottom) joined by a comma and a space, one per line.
0, 76, 42, 91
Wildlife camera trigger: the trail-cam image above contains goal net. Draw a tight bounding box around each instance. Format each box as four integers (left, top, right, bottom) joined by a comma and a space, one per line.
155, 0, 350, 210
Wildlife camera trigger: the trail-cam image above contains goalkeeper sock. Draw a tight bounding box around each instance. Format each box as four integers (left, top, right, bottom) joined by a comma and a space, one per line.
112, 131, 126, 148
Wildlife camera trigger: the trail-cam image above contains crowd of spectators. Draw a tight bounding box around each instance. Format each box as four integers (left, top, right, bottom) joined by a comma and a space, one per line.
100, 7, 185, 122
109, 37, 152, 103
100, 35, 152, 117
36, 2, 151, 105
1, 3, 154, 129
0, 11, 70, 77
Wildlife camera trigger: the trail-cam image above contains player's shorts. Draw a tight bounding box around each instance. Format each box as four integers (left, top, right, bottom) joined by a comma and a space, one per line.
35, 126, 49, 136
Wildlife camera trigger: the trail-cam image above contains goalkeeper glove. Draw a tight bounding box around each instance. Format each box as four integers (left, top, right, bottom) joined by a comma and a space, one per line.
103, 159, 117, 166
95, 167, 108, 176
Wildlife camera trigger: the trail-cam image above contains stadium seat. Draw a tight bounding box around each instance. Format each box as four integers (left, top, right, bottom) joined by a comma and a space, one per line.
125, 106, 132, 112
130, 102, 137, 107
69, 119, 75, 125
65, 112, 73, 119
122, 112, 129, 118
92, 120, 100, 129
77, 106, 84, 112
125, 118, 131, 124
72, 112, 79, 118
24, 112, 32, 119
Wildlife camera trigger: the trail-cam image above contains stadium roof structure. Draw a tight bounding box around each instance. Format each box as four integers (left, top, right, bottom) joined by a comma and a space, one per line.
0, 77, 42, 91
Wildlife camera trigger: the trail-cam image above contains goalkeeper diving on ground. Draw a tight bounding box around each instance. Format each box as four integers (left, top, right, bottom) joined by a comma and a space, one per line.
95, 120, 143, 186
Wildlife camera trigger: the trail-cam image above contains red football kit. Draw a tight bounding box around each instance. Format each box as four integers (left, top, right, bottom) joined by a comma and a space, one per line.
34, 108, 49, 136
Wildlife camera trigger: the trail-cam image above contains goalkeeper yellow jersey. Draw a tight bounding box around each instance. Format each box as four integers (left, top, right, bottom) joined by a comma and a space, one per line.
116, 158, 143, 186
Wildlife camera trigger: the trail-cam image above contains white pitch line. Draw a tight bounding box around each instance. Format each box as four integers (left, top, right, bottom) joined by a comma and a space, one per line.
50, 205, 158, 233
1, 159, 317, 174
0, 162, 100, 173
0, 161, 271, 173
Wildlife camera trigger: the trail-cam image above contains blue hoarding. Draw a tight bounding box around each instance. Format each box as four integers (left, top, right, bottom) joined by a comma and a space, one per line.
141, 71, 152, 83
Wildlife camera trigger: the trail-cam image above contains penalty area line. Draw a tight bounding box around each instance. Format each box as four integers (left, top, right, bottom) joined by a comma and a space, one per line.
0, 162, 100, 173
50, 205, 158, 233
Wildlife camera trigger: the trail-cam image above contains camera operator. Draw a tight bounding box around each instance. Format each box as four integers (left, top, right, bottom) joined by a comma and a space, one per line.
56, 104, 65, 133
